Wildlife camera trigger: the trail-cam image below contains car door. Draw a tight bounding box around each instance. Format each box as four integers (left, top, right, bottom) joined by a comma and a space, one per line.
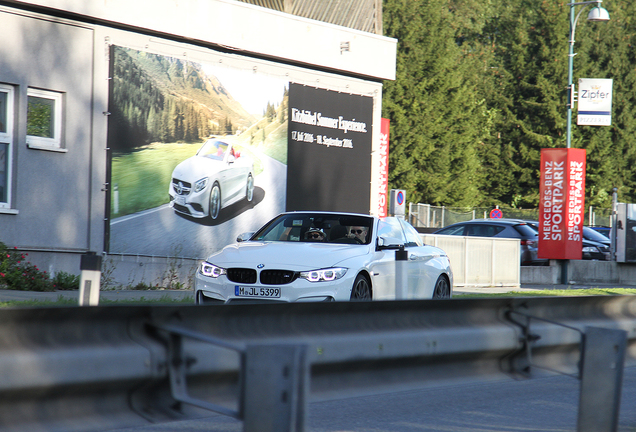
368, 218, 405, 300
399, 218, 439, 298
222, 145, 245, 202
370, 218, 436, 300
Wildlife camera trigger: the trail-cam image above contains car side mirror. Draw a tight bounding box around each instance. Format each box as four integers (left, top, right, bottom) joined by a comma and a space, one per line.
236, 232, 254, 242
377, 235, 404, 250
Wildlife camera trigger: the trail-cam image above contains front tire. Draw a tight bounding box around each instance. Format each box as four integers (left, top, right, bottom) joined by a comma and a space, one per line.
209, 182, 221, 220
432, 275, 451, 299
350, 274, 371, 301
246, 174, 254, 202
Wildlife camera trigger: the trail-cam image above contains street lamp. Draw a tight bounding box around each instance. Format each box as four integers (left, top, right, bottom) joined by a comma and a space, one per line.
566, 1, 610, 148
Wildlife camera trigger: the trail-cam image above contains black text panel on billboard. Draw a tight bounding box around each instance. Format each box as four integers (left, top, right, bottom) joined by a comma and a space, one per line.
287, 83, 373, 214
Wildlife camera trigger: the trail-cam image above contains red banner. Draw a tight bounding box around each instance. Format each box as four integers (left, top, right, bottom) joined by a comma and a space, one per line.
538, 148, 586, 259
377, 118, 390, 217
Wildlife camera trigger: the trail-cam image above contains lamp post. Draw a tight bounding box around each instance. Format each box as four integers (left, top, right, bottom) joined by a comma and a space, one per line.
560, 1, 610, 285
566, 1, 610, 148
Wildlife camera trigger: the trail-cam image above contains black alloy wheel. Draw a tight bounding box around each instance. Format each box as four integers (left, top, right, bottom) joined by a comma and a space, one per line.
432, 275, 451, 299
350, 274, 371, 300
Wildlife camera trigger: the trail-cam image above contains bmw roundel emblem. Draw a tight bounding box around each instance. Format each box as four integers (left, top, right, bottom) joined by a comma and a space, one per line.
257, 264, 265, 269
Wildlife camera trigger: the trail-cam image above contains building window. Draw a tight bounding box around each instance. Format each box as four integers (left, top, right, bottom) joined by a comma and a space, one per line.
0, 84, 14, 208
27, 88, 63, 149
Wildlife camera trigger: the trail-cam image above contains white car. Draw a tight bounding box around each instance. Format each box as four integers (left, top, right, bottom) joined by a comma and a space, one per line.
169, 139, 254, 220
195, 212, 453, 304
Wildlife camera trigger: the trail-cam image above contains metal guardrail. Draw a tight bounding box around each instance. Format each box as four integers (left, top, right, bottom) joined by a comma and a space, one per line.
0, 296, 632, 431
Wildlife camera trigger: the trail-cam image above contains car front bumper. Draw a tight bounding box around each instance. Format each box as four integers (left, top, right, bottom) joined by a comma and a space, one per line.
194, 269, 357, 303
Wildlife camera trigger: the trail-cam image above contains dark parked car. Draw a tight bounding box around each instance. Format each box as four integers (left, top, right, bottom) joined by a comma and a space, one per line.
582, 226, 611, 260
588, 226, 611, 238
433, 219, 547, 266
524, 221, 610, 261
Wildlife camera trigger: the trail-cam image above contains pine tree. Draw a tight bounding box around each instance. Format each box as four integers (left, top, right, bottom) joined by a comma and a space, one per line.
382, 0, 489, 206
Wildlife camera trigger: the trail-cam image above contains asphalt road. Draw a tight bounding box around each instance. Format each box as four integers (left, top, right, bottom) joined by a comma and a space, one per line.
104, 366, 636, 432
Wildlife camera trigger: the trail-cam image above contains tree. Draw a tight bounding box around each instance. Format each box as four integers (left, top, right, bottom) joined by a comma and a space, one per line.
383, 0, 490, 206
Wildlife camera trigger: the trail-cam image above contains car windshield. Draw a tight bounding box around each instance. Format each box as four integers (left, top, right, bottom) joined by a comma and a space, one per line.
251, 213, 374, 245
197, 140, 229, 161
584, 227, 611, 242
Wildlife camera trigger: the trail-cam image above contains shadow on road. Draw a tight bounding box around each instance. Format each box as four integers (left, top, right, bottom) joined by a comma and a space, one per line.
175, 187, 265, 226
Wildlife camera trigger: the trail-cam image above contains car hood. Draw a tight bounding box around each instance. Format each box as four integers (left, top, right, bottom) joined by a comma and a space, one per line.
205, 241, 371, 270
172, 156, 225, 181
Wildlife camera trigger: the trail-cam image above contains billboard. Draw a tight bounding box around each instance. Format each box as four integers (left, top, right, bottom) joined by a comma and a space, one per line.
538, 148, 586, 260
286, 83, 373, 213
106, 47, 376, 259
106, 46, 288, 258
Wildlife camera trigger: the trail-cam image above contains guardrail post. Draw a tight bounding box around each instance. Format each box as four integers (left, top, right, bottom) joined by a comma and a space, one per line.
577, 326, 627, 432
395, 246, 408, 299
79, 252, 102, 306
243, 344, 308, 432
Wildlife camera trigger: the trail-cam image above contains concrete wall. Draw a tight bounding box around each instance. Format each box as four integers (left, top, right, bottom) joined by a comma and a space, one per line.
521, 260, 636, 286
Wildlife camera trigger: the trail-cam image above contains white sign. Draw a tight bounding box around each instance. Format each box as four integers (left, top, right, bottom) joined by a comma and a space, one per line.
577, 78, 613, 126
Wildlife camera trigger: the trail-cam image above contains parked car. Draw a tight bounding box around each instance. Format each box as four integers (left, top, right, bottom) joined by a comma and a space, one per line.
433, 219, 547, 266
524, 221, 610, 261
195, 212, 453, 304
588, 226, 611, 238
169, 138, 254, 220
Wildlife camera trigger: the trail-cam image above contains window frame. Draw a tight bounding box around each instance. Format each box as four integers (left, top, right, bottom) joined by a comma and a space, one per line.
0, 84, 14, 210
26, 87, 64, 151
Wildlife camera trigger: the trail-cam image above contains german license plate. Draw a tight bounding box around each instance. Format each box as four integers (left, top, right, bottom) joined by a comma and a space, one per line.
175, 196, 186, 206
235, 286, 281, 298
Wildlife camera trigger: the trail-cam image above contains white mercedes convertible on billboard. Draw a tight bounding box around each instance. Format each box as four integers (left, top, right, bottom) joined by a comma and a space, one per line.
194, 211, 453, 303
169, 138, 254, 220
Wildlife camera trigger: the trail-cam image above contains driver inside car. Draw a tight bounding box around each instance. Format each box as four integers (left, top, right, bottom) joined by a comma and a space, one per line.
348, 226, 368, 243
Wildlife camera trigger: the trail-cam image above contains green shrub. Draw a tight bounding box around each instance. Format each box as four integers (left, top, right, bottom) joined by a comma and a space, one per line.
131, 281, 156, 290
52, 271, 80, 291
0, 242, 54, 292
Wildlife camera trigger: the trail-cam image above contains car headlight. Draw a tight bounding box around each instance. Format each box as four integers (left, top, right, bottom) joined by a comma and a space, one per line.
582, 246, 598, 253
194, 177, 208, 193
199, 261, 226, 278
300, 268, 347, 282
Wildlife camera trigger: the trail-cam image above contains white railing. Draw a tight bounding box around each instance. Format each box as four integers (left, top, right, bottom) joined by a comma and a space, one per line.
422, 234, 520, 287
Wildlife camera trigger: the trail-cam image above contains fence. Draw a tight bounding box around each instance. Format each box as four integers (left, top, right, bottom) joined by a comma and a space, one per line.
0, 296, 631, 432
409, 203, 612, 229
421, 234, 520, 287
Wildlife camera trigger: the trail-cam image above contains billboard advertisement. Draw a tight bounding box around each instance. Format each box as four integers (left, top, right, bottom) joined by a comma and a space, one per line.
106, 47, 376, 259
538, 148, 587, 260
286, 83, 373, 213
106, 46, 289, 258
